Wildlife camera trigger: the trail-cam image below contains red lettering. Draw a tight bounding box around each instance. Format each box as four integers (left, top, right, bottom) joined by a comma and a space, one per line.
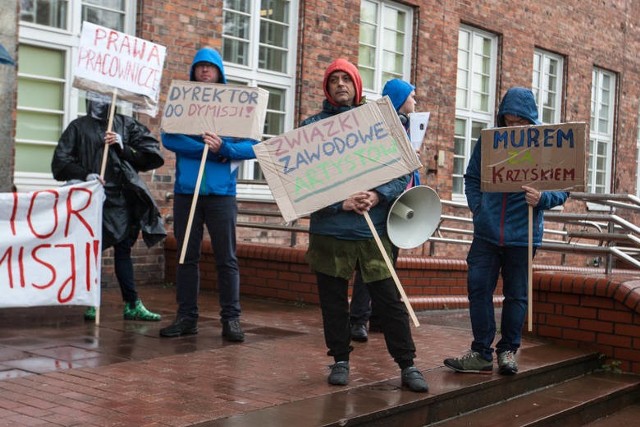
65, 187, 95, 238
31, 244, 56, 290
28, 190, 58, 239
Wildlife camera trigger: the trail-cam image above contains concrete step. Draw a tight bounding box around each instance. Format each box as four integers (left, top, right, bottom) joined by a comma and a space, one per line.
583, 402, 640, 426
431, 371, 640, 426
202, 343, 606, 427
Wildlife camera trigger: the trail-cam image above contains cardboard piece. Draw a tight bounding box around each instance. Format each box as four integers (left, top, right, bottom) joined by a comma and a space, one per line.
480, 122, 586, 192
160, 80, 269, 140
408, 112, 430, 150
72, 22, 167, 115
254, 97, 423, 222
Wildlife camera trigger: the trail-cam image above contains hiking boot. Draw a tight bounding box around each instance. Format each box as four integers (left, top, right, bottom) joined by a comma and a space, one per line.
328, 361, 350, 386
498, 350, 518, 375
159, 317, 198, 337
84, 307, 96, 321
401, 366, 429, 392
123, 300, 161, 321
222, 319, 245, 342
350, 323, 368, 342
444, 350, 493, 374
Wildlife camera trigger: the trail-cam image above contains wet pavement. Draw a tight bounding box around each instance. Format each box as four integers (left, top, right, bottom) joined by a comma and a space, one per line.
0, 286, 581, 426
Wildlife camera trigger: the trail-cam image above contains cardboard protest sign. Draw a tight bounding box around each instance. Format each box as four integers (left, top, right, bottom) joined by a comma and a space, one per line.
254, 97, 422, 222
0, 181, 103, 308
160, 80, 269, 140
73, 22, 166, 115
480, 122, 586, 192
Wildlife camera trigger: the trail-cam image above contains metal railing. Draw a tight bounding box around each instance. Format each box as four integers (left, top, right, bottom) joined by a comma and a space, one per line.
166, 190, 640, 272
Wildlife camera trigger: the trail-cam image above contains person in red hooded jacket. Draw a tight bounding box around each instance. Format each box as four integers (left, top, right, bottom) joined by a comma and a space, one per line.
300, 59, 428, 393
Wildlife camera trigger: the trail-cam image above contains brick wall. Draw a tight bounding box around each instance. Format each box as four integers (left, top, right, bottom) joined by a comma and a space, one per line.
534, 269, 640, 374
164, 237, 478, 310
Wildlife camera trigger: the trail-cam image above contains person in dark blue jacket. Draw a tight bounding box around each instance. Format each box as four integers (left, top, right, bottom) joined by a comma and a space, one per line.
301, 59, 428, 392
444, 87, 569, 375
159, 47, 259, 342
349, 78, 421, 341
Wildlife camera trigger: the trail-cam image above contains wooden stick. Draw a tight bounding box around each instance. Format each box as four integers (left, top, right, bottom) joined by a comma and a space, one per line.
179, 145, 209, 264
527, 205, 533, 332
363, 211, 420, 327
99, 89, 118, 179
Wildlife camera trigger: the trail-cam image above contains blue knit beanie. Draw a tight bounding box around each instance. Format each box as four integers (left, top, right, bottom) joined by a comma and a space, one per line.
382, 79, 415, 112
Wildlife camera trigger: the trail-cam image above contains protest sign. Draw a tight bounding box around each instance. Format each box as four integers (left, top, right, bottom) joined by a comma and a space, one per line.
0, 181, 103, 308
73, 22, 166, 115
254, 97, 423, 222
409, 112, 430, 150
160, 80, 269, 140
480, 122, 586, 192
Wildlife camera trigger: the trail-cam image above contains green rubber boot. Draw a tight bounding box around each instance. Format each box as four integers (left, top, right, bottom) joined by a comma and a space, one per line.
123, 300, 161, 321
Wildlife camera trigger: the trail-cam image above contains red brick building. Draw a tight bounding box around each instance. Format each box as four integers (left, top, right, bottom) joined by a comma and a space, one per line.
4, 1, 640, 286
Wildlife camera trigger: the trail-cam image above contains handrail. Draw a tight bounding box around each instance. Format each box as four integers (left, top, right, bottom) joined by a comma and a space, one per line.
164, 191, 640, 271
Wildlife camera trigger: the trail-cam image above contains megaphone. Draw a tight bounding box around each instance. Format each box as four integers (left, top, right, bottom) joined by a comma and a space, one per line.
387, 185, 442, 249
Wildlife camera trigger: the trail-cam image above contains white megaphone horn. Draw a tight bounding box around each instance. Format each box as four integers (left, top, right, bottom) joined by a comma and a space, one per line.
387, 185, 442, 249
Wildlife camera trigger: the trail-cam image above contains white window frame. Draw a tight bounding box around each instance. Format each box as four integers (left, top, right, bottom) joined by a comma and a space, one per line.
358, 0, 413, 101
16, 1, 136, 191
588, 67, 616, 199
453, 26, 498, 202
532, 49, 563, 124
222, 1, 299, 200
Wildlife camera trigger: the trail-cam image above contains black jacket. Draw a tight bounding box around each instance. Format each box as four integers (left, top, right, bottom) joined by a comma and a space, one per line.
52, 114, 166, 249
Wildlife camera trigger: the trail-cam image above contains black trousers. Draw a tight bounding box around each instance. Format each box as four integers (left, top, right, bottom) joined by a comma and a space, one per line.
316, 272, 416, 369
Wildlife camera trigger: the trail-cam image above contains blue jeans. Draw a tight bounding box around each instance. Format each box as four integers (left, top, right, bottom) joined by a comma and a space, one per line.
173, 194, 240, 322
467, 238, 533, 361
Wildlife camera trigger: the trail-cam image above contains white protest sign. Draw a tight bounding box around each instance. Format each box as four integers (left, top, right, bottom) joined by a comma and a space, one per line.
480, 122, 586, 192
160, 80, 269, 140
0, 181, 103, 308
254, 97, 422, 222
409, 112, 430, 150
73, 22, 166, 115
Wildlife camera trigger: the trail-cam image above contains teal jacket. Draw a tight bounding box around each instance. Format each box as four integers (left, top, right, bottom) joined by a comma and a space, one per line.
464, 87, 568, 247
161, 47, 258, 196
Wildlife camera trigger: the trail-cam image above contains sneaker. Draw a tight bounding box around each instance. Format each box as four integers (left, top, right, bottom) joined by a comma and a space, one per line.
222, 319, 245, 342
159, 317, 198, 337
328, 361, 350, 386
84, 307, 96, 321
401, 366, 429, 392
498, 350, 518, 375
123, 300, 161, 321
444, 350, 493, 374
350, 323, 368, 342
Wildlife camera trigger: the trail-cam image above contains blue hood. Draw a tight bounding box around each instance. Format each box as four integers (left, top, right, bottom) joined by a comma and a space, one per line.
382, 79, 415, 112
496, 87, 540, 126
189, 47, 227, 83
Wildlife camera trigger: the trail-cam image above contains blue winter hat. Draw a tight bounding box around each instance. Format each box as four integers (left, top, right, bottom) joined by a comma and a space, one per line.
382, 79, 415, 111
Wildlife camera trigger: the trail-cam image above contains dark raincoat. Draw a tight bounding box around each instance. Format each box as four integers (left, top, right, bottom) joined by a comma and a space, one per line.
52, 113, 166, 249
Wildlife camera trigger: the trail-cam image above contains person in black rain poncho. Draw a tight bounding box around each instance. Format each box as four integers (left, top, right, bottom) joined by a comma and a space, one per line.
52, 94, 166, 321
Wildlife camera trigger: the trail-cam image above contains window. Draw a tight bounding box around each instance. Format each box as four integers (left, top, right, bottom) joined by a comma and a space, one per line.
532, 49, 563, 124
16, 1, 135, 191
453, 26, 497, 199
20, 0, 69, 29
223, 0, 298, 199
588, 68, 616, 194
358, 0, 413, 99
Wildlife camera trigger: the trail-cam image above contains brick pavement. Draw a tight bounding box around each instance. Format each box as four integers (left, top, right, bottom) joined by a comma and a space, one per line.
0, 287, 552, 426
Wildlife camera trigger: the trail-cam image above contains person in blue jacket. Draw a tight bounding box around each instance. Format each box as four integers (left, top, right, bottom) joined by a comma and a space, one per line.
301, 59, 428, 392
159, 47, 259, 342
349, 78, 421, 342
444, 87, 569, 375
